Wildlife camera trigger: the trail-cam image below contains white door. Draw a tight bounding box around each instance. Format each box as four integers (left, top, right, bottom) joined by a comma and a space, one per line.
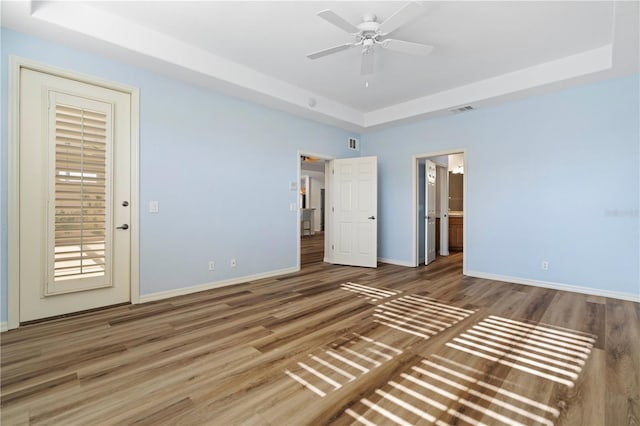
425, 160, 436, 264
19, 68, 131, 322
331, 156, 377, 268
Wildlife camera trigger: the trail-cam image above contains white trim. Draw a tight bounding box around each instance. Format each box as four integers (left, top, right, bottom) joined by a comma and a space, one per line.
7, 56, 141, 329
412, 149, 467, 273
130, 90, 141, 304
138, 267, 298, 303
17, 1, 626, 131
378, 257, 415, 267
7, 57, 21, 330
28, 1, 365, 132
436, 164, 450, 257
1, 322, 8, 333
364, 45, 614, 129
466, 270, 640, 303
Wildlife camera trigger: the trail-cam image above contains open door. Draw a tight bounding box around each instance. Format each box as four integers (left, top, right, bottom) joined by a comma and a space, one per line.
330, 156, 378, 268
425, 160, 436, 265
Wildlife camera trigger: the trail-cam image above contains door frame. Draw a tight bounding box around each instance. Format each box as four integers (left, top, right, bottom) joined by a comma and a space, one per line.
297, 150, 334, 270
436, 164, 450, 257
7, 56, 141, 330
412, 149, 467, 273
424, 159, 437, 265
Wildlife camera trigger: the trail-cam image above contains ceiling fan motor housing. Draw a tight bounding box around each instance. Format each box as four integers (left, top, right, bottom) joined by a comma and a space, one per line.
358, 20, 380, 36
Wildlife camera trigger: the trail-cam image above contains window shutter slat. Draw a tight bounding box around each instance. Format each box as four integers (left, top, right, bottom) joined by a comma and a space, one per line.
53, 103, 109, 281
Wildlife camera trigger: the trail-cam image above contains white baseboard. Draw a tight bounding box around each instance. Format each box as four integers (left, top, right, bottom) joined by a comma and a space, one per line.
139, 267, 298, 303
1, 322, 8, 332
466, 270, 640, 303
378, 257, 416, 267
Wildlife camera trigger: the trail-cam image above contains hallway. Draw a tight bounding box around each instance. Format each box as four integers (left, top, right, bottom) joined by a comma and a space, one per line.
301, 232, 324, 266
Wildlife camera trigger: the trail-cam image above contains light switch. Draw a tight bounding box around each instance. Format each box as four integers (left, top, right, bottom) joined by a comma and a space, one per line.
149, 200, 159, 213
290, 181, 298, 191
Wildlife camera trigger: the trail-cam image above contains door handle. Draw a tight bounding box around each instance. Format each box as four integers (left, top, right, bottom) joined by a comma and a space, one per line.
116, 224, 129, 230
368, 216, 376, 220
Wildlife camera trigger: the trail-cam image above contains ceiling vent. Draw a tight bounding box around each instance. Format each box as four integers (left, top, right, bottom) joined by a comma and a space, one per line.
348, 137, 360, 151
449, 105, 474, 114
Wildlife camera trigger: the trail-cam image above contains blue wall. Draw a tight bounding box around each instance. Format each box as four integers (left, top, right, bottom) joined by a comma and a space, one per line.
2, 28, 638, 324
362, 74, 640, 297
0, 29, 358, 321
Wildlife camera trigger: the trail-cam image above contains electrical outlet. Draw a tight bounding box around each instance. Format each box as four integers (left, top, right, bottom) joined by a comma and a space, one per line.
541, 260, 549, 270
208, 261, 215, 271
230, 258, 237, 268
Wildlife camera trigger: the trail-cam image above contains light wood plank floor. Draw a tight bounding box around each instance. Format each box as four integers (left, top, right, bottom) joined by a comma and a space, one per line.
1, 252, 638, 425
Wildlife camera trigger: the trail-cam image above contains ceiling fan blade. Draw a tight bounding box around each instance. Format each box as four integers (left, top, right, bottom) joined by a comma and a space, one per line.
307, 43, 354, 60
382, 39, 434, 56
361, 50, 375, 75
378, 2, 425, 35
317, 9, 360, 34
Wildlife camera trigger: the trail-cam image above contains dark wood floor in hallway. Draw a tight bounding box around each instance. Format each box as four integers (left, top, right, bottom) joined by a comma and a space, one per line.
1, 253, 638, 425
301, 231, 325, 266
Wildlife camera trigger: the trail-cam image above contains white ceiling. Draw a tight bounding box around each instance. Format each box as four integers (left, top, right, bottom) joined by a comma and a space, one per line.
2, 1, 638, 132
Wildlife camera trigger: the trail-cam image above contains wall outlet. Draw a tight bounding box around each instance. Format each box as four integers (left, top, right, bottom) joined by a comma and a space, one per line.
208, 260, 215, 271
149, 200, 159, 213
541, 260, 549, 271
230, 258, 237, 268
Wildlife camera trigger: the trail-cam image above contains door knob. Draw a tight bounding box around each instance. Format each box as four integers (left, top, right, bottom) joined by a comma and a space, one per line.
368, 216, 376, 220
116, 224, 129, 230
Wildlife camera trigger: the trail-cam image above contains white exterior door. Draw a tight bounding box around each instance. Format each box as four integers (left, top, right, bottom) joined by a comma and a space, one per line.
425, 160, 436, 264
19, 68, 131, 322
331, 156, 378, 268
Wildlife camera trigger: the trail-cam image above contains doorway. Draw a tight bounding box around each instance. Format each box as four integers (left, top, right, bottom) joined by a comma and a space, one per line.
297, 152, 379, 270
414, 150, 467, 272
300, 154, 328, 267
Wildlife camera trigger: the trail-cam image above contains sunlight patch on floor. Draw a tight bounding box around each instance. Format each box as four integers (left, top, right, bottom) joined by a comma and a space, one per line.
284, 333, 403, 398
373, 294, 475, 339
345, 356, 559, 426
445, 315, 596, 388
339, 282, 401, 302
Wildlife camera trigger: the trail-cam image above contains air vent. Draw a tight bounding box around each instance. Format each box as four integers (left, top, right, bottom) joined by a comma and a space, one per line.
449, 105, 474, 114
348, 137, 360, 151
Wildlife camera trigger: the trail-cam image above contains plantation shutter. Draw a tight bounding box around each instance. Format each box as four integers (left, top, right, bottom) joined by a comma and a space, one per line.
47, 93, 113, 294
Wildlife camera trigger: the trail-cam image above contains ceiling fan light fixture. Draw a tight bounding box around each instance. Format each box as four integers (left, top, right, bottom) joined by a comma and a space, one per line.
308, 2, 433, 76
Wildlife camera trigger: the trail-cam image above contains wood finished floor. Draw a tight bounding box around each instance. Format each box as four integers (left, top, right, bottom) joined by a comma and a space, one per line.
301, 232, 325, 266
1, 243, 638, 425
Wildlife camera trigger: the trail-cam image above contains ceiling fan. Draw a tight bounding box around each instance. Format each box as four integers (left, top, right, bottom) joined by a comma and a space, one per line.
307, 2, 434, 75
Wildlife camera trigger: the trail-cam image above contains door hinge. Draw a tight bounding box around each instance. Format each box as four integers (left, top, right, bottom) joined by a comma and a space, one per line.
332, 245, 334, 250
